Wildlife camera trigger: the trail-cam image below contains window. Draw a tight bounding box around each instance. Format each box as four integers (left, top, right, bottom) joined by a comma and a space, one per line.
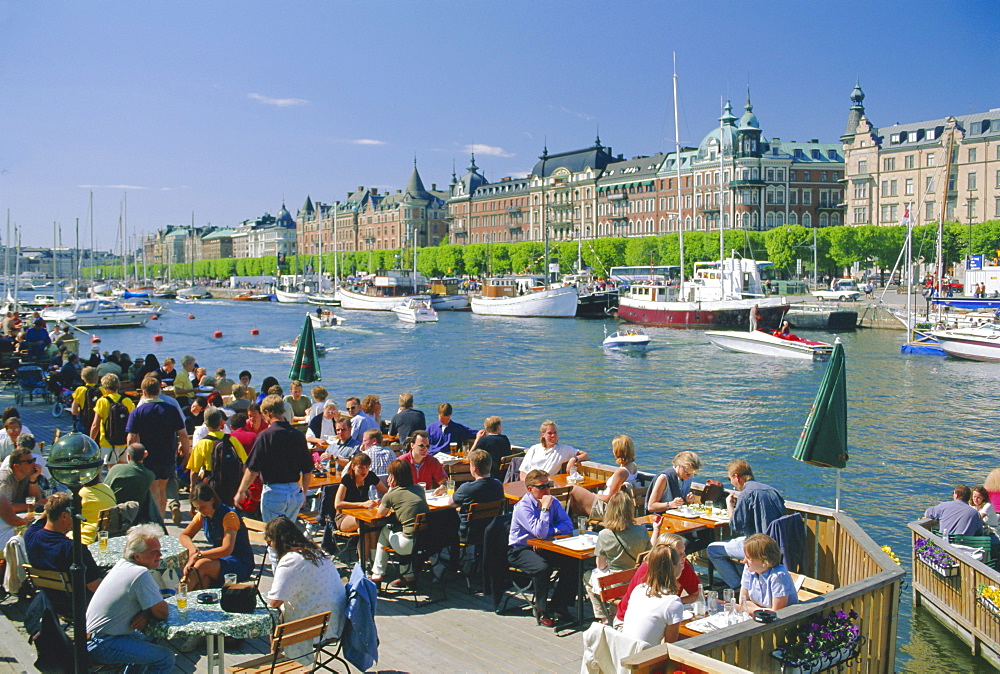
996, 170, 1000, 188
668, 196, 675, 210
790, 190, 798, 204
926, 176, 935, 193
858, 160, 868, 174
821, 172, 828, 182
789, 170, 797, 180
948, 173, 957, 191
880, 204, 898, 222
926, 153, 936, 167
904, 155, 915, 169
802, 191, 812, 205
803, 171, 810, 181
854, 182, 868, 199
881, 181, 890, 197
969, 172, 977, 190
767, 169, 775, 182
969, 148, 977, 162
925, 201, 935, 220
854, 207, 867, 224
905, 178, 914, 196
883, 157, 896, 171
802, 213, 811, 227
968, 198, 978, 219
995, 197, 1000, 217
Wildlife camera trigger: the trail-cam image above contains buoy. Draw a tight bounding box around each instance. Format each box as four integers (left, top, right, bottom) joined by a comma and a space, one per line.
154, 334, 163, 342
91, 335, 101, 344
188, 314, 195, 320
150, 314, 158, 320
213, 331, 223, 338
250, 328, 259, 336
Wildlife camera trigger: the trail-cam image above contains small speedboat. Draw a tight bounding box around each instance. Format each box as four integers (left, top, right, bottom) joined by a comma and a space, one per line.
278, 340, 327, 356
602, 327, 651, 351
309, 311, 343, 328
705, 329, 834, 361
931, 324, 1000, 362
392, 299, 438, 324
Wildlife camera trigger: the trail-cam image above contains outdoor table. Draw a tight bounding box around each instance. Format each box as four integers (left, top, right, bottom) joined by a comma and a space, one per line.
144, 588, 275, 673
503, 473, 604, 503
89, 534, 188, 586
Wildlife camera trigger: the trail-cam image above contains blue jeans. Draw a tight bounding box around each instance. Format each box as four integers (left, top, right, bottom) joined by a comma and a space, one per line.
707, 536, 746, 589
87, 633, 174, 673
261, 481, 304, 564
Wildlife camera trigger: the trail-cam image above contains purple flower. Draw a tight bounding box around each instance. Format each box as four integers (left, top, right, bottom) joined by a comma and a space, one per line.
836, 610, 848, 619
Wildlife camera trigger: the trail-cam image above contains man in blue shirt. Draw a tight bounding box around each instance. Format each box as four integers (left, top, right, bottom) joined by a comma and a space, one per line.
924, 485, 984, 537
427, 403, 477, 455
507, 469, 576, 627
24, 492, 103, 599
707, 459, 786, 590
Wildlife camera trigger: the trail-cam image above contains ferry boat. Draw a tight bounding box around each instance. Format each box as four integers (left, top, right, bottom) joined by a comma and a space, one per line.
705, 329, 834, 361
41, 298, 148, 329
617, 257, 788, 328
392, 298, 438, 324
470, 276, 578, 318
338, 270, 431, 312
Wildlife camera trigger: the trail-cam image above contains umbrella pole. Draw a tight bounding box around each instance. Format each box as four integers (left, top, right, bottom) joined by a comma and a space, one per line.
835, 470, 841, 512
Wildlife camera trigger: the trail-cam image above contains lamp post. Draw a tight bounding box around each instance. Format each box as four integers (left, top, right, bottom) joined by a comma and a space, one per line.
47, 432, 103, 674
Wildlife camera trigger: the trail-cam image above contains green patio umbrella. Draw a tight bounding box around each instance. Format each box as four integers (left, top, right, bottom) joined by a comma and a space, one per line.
288, 315, 321, 383
793, 340, 847, 508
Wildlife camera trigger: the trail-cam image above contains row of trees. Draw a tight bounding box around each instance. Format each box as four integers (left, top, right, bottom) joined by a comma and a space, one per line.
86, 221, 1000, 282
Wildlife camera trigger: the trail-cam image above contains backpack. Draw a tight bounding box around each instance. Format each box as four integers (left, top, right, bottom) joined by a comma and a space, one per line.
80, 385, 102, 432
102, 394, 130, 446
209, 434, 242, 505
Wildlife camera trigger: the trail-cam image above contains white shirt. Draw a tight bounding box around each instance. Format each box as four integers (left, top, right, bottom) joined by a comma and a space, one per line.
620, 583, 683, 647
0, 452, 50, 480
268, 552, 346, 658
520, 442, 577, 475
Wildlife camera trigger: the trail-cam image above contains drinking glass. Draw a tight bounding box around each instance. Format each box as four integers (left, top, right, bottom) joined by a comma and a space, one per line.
446, 479, 455, 496
25, 496, 35, 512
723, 588, 735, 604
98, 530, 109, 552
418, 482, 427, 493
726, 599, 739, 625
705, 590, 718, 615
224, 573, 237, 586
575, 516, 588, 536
177, 582, 188, 615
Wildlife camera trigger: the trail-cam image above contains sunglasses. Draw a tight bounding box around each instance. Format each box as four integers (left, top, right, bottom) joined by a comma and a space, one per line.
530, 482, 554, 490
413, 443, 429, 448
14, 458, 36, 465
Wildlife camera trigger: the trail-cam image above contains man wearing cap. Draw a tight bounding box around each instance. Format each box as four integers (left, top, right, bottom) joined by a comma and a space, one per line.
23, 318, 50, 361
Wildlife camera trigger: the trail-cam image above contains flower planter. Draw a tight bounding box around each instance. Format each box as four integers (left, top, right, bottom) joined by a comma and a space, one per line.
918, 558, 959, 577
773, 637, 861, 673
979, 596, 1000, 622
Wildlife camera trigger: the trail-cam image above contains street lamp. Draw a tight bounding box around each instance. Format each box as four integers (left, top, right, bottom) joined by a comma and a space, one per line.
47, 432, 103, 674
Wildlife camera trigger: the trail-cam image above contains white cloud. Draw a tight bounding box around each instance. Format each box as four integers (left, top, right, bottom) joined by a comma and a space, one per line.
551, 104, 596, 121
463, 143, 515, 158
348, 138, 387, 146
247, 93, 308, 107
79, 184, 149, 190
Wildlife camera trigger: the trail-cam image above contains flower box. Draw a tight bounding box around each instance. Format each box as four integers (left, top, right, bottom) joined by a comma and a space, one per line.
773, 638, 861, 674
977, 586, 1000, 622
771, 610, 863, 674
979, 596, 1000, 622
919, 558, 959, 577
914, 537, 960, 578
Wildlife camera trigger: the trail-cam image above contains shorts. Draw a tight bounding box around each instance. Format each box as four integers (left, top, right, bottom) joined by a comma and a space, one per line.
218, 555, 253, 582
144, 457, 176, 481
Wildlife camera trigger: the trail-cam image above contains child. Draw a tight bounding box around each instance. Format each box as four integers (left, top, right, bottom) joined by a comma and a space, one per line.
739, 533, 799, 611
614, 532, 701, 627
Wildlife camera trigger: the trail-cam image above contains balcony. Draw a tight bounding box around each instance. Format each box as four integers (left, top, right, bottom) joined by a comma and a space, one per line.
505, 206, 522, 214
817, 202, 845, 211
607, 193, 628, 202
729, 178, 766, 187
506, 222, 522, 232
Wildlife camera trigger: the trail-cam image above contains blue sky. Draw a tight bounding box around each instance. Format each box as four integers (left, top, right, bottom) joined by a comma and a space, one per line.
1, 1, 997, 249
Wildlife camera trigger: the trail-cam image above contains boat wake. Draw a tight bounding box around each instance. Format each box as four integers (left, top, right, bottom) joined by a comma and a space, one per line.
239, 346, 284, 354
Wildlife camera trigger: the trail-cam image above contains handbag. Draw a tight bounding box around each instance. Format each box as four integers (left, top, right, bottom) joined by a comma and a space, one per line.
220, 582, 257, 614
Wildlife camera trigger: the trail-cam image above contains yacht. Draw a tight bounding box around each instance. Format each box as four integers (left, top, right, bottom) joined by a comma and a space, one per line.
339, 270, 431, 311
41, 298, 148, 329
392, 298, 438, 324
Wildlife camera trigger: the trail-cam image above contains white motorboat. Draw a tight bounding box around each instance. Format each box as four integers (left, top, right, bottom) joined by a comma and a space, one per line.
705, 329, 834, 361
339, 270, 431, 311
41, 298, 148, 329
931, 325, 1000, 362
309, 310, 343, 328
602, 328, 651, 351
275, 288, 310, 304
278, 340, 327, 356
392, 299, 438, 324
430, 294, 470, 311
470, 277, 578, 318
176, 285, 212, 300
307, 292, 340, 307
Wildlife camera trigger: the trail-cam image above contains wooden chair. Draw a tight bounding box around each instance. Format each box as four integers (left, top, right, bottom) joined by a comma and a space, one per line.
550, 486, 573, 511
626, 485, 648, 518
227, 611, 333, 673
444, 461, 474, 485
949, 534, 994, 565
380, 512, 437, 607
497, 451, 525, 481
458, 499, 505, 592
789, 572, 835, 602
22, 565, 73, 622
597, 566, 638, 607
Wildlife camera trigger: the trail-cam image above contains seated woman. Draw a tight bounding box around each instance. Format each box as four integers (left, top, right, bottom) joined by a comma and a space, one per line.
334, 453, 388, 565
646, 451, 701, 513
973, 486, 1000, 539
620, 544, 684, 647
369, 459, 430, 588
739, 533, 799, 612
613, 533, 702, 628
179, 484, 255, 590
265, 516, 347, 659
583, 491, 650, 623
568, 435, 639, 518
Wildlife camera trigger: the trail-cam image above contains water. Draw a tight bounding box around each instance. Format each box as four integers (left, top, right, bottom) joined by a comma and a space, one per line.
72, 298, 999, 670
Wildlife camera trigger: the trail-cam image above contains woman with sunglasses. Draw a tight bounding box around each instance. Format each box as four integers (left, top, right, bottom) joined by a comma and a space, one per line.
508, 469, 577, 627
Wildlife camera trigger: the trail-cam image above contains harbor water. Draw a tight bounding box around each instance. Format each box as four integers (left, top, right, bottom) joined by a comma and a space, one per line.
54, 298, 999, 670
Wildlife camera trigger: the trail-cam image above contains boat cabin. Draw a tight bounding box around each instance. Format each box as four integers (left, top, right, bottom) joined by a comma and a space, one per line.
480, 276, 544, 298
429, 277, 463, 296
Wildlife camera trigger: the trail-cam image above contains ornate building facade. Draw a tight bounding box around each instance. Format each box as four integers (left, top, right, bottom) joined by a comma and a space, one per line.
842, 84, 1000, 227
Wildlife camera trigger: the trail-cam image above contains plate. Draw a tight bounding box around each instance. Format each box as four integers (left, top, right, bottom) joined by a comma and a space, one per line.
671, 509, 700, 518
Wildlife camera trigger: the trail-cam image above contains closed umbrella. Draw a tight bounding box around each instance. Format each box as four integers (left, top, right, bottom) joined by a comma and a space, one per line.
793, 340, 847, 508
288, 315, 321, 383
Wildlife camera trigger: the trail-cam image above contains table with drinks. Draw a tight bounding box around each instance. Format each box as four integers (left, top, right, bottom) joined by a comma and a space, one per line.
679, 587, 753, 637
89, 531, 189, 574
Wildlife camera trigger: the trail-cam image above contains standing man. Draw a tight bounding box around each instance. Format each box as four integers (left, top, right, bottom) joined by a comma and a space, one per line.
346, 396, 377, 444
85, 524, 174, 673
389, 393, 425, 443
90, 373, 135, 466
126, 377, 190, 524
707, 459, 786, 590
186, 409, 247, 505
427, 403, 476, 455
749, 304, 760, 332
171, 355, 198, 411
924, 485, 985, 537
469, 416, 512, 480
235, 396, 312, 527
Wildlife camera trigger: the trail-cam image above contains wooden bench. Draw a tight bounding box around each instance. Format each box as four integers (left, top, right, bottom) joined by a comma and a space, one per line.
789, 571, 834, 602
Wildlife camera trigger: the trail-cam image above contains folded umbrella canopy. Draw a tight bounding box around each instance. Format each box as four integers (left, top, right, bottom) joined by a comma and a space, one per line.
793, 340, 847, 469
289, 314, 321, 383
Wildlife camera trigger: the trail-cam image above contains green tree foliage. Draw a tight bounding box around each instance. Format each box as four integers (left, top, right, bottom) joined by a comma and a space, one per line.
764, 225, 812, 272
462, 244, 488, 276
509, 242, 541, 274
624, 237, 660, 266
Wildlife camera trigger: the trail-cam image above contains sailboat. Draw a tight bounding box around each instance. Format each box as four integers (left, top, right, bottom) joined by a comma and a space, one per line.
307, 217, 340, 306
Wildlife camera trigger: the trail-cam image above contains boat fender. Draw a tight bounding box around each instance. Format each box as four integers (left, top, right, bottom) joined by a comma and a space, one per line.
150, 314, 158, 320
250, 328, 259, 336
90, 335, 101, 344
188, 314, 195, 319
213, 331, 222, 339
153, 334, 163, 342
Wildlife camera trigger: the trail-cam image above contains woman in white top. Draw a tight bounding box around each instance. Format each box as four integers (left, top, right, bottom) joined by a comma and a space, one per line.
0, 417, 32, 462
568, 435, 638, 517
518, 420, 589, 480
621, 544, 684, 647
973, 486, 1000, 538
265, 515, 347, 659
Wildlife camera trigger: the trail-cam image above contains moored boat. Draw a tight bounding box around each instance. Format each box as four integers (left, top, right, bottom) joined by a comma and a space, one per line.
931, 324, 1000, 362
41, 298, 149, 329
339, 270, 431, 312
176, 285, 212, 300
275, 287, 310, 304
602, 327, 651, 351
392, 298, 438, 324
786, 303, 858, 330
232, 292, 272, 302
470, 277, 578, 318
562, 272, 620, 318
706, 328, 834, 360
428, 278, 470, 311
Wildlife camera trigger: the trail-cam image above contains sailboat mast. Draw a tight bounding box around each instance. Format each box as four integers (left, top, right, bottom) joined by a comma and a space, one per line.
4, 210, 9, 301
13, 225, 21, 312
317, 209, 323, 293
718, 97, 726, 265
75, 217, 80, 298
673, 54, 684, 287
542, 149, 549, 287
53, 221, 57, 288
89, 192, 95, 290
333, 202, 339, 284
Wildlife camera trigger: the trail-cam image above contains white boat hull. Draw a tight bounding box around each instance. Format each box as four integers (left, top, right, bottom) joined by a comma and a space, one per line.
705, 330, 833, 361
393, 307, 438, 323
470, 286, 578, 318
309, 312, 342, 328
338, 287, 431, 311
932, 327, 1000, 362
42, 300, 149, 329
275, 289, 310, 304
431, 294, 470, 311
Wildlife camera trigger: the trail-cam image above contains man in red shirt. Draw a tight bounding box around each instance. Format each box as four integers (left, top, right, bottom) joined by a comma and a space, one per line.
399, 430, 446, 494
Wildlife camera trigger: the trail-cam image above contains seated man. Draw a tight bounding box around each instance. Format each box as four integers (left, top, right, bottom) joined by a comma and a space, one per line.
79, 472, 118, 545
306, 401, 339, 449
85, 524, 174, 673
508, 469, 577, 627
321, 415, 360, 468
450, 449, 504, 543
0, 446, 44, 548
106, 444, 156, 508
361, 429, 395, 485
469, 416, 512, 481
707, 459, 786, 590
24, 492, 103, 596
924, 485, 985, 537
427, 403, 476, 455
389, 393, 425, 443
400, 431, 447, 493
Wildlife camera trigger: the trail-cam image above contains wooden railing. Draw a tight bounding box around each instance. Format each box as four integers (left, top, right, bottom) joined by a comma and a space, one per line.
579, 462, 905, 673
909, 517, 1000, 669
